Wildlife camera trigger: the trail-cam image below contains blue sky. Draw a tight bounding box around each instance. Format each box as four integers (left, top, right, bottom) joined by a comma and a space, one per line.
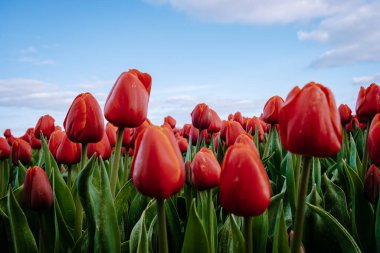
1, 0, 379, 135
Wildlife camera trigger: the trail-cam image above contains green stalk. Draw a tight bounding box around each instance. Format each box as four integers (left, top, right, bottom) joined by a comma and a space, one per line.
208, 189, 216, 253
362, 119, 372, 175
67, 165, 72, 189
244, 216, 253, 253
291, 156, 312, 253
263, 124, 274, 159
124, 153, 130, 182
110, 127, 124, 196
38, 213, 48, 253
74, 143, 87, 240
195, 129, 202, 153
157, 198, 169, 253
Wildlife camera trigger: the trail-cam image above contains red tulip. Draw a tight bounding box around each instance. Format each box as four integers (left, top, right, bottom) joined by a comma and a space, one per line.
364, 164, 380, 204
20, 128, 34, 144
3, 129, 11, 138
130, 119, 151, 149
105, 122, 117, 147
6, 136, 15, 146
104, 69, 152, 128
56, 133, 82, 164
23, 166, 53, 211
346, 115, 366, 133
182, 124, 192, 139
338, 104, 352, 125
189, 126, 210, 145
177, 136, 188, 153
368, 113, 380, 165
119, 127, 133, 148
0, 137, 11, 160
191, 103, 212, 130
191, 147, 221, 190
262, 96, 284, 124
208, 109, 222, 133
228, 114, 233, 120
233, 111, 244, 127
31, 136, 41, 149
235, 133, 259, 156
87, 133, 111, 160
220, 120, 229, 141
64, 93, 104, 144
164, 116, 176, 129
54, 125, 62, 131
225, 120, 246, 147
12, 139, 32, 165
279, 82, 342, 157
34, 114, 55, 139
131, 126, 185, 199
219, 143, 271, 216
246, 116, 265, 142
356, 83, 380, 122
48, 130, 65, 159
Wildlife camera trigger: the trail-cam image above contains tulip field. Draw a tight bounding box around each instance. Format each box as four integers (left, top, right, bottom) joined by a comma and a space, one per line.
0, 70, 380, 253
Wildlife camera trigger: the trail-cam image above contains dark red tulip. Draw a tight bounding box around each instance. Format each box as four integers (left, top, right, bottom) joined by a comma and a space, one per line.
3, 129, 11, 138
104, 69, 152, 128
20, 128, 34, 144
105, 122, 117, 147
345, 115, 366, 133
191, 147, 221, 190
364, 164, 380, 204
182, 124, 192, 139
12, 139, 32, 165
6, 136, 15, 146
34, 114, 55, 139
23, 166, 53, 211
368, 113, 380, 165
164, 116, 176, 129
56, 133, 82, 164
208, 109, 222, 133
233, 112, 244, 127
87, 133, 111, 160
191, 103, 212, 130
0, 137, 11, 160
220, 120, 229, 141
31, 136, 41, 149
119, 127, 133, 148
190, 126, 210, 145
49, 130, 65, 159
177, 136, 188, 153
64, 92, 104, 144
338, 104, 352, 125
262, 96, 284, 124
246, 116, 265, 142
219, 143, 271, 216
131, 126, 185, 199
225, 120, 246, 147
356, 83, 380, 122
279, 82, 342, 157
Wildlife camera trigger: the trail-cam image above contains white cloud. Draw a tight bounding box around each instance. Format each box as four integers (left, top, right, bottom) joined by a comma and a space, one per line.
352, 73, 380, 85
17, 56, 56, 65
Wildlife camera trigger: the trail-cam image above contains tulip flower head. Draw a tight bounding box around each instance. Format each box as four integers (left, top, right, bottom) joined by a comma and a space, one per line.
56, 133, 82, 165
364, 164, 380, 204
164, 115, 176, 129
87, 133, 111, 160
368, 113, 380, 165
338, 104, 352, 125
356, 83, 380, 122
34, 114, 55, 139
191, 147, 221, 190
12, 138, 32, 165
191, 103, 212, 130
0, 137, 11, 160
262, 95, 284, 124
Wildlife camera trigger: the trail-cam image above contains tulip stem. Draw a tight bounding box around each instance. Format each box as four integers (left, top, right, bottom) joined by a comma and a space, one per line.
74, 143, 88, 241
67, 165, 72, 189
157, 198, 169, 253
291, 155, 312, 253
244, 216, 253, 253
110, 127, 124, 196
196, 129, 202, 153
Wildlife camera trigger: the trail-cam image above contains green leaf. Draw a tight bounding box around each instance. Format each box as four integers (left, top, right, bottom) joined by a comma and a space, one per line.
322, 174, 350, 230
115, 180, 136, 224
182, 199, 210, 253
252, 210, 269, 253
166, 197, 183, 253
77, 157, 120, 253
285, 153, 297, 220
307, 203, 362, 253
217, 215, 244, 253
7, 188, 38, 253
127, 192, 149, 238
376, 195, 380, 253
343, 163, 374, 252
40, 134, 52, 177
129, 211, 149, 253
312, 158, 321, 194
272, 200, 290, 253
268, 190, 286, 237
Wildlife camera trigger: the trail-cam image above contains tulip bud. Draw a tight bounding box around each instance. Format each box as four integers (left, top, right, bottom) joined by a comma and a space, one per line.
233, 111, 244, 127
64, 92, 104, 143
368, 113, 380, 165
219, 143, 271, 216
104, 69, 152, 128
56, 133, 82, 164
23, 166, 53, 211
131, 126, 185, 199
191, 147, 221, 190
225, 120, 246, 147
87, 133, 111, 160
364, 165, 380, 204
3, 129, 11, 138
105, 122, 117, 147
246, 116, 265, 142
31, 136, 41, 149
48, 130, 65, 159
235, 133, 259, 156
191, 103, 212, 130
356, 83, 380, 122
279, 82, 342, 157
164, 116, 176, 129
12, 139, 32, 165
177, 136, 188, 153
262, 96, 284, 124
208, 109, 222, 133
338, 104, 352, 125
34, 114, 55, 139
182, 124, 192, 139
0, 137, 11, 160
